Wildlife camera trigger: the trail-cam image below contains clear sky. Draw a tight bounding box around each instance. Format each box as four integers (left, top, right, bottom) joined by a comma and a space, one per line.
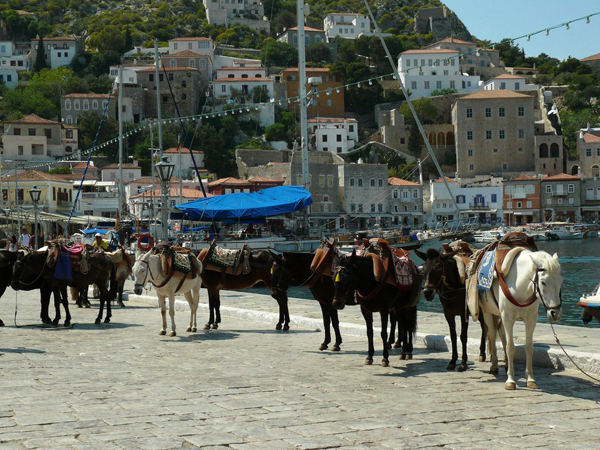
442, 0, 599, 61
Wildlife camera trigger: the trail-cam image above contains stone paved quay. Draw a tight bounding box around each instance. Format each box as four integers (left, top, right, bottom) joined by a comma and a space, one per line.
0, 286, 599, 450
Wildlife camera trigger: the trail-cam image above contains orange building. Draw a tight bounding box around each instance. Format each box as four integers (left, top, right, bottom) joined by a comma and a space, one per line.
281, 67, 344, 118
503, 174, 541, 225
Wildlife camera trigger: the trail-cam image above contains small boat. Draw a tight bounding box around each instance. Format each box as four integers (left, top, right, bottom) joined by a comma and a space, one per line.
473, 228, 507, 243
578, 284, 600, 324
542, 223, 587, 240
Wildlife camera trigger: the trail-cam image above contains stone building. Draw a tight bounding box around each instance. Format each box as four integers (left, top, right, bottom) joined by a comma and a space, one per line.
452, 90, 536, 178
540, 173, 581, 222
61, 93, 116, 125
570, 124, 600, 178
280, 67, 344, 118
276, 27, 326, 47
413, 7, 453, 39
581, 52, 600, 74
137, 67, 202, 118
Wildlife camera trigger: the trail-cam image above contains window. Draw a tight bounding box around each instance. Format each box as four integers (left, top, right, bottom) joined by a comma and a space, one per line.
74, 100, 80, 110
65, 100, 71, 110
170, 60, 176, 68
502, 163, 509, 170
515, 82, 520, 90
173, 43, 178, 50
221, 85, 226, 93
92, 100, 98, 109
469, 164, 474, 171
393, 190, 399, 199
518, 129, 525, 139
586, 149, 592, 157
349, 125, 354, 132
486, 130, 492, 140
371, 204, 375, 213
456, 195, 465, 204
14, 128, 20, 136
28, 128, 35, 136
500, 82, 506, 90
322, 135, 328, 142
327, 99, 332, 107
491, 194, 497, 203
370, 178, 375, 187
518, 106, 525, 117
467, 131, 473, 141
545, 185, 552, 194
499, 130, 505, 139
83, 100, 89, 111
436, 81, 442, 89
319, 174, 325, 187
450, 80, 455, 89
507, 201, 513, 209
378, 178, 383, 187
485, 107, 491, 118
66, 130, 73, 139
466, 108, 472, 118
516, 201, 523, 208
424, 81, 430, 89
568, 184, 575, 193
349, 177, 355, 187
357, 178, 363, 187
44, 128, 52, 139
498, 107, 505, 117
378, 204, 383, 213
327, 175, 334, 187
200, 60, 206, 69
526, 201, 532, 208
468, 149, 473, 157
18, 145, 23, 155
411, 81, 417, 90
402, 190, 409, 199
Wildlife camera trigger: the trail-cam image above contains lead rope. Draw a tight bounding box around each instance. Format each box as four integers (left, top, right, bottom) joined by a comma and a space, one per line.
547, 319, 600, 384
14, 291, 20, 328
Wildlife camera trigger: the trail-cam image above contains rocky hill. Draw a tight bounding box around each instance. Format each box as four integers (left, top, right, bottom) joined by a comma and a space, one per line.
0, 0, 470, 49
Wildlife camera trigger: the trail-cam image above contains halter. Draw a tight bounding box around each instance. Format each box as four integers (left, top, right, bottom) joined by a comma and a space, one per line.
530, 268, 562, 313
134, 258, 154, 290
424, 258, 465, 299
271, 259, 321, 292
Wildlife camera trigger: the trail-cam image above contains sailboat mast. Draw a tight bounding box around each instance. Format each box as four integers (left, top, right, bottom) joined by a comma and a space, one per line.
118, 65, 124, 225
154, 39, 163, 159
297, 0, 309, 192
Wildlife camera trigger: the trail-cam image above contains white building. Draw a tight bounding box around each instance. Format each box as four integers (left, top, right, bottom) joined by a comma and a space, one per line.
108, 64, 154, 83
429, 177, 503, 225
213, 55, 261, 70
388, 177, 424, 226
202, 0, 269, 32
163, 147, 205, 179
0, 40, 30, 88
168, 37, 214, 60
31, 37, 82, 68
483, 73, 537, 91
309, 118, 358, 154
76, 180, 119, 218
101, 163, 142, 182
128, 180, 210, 219
323, 13, 389, 41
398, 49, 482, 99
213, 66, 275, 126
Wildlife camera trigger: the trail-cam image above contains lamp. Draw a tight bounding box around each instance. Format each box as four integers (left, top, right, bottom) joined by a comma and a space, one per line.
29, 185, 41, 250
155, 157, 175, 243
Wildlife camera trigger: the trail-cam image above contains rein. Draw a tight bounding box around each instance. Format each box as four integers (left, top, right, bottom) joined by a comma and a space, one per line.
354, 259, 391, 301
271, 260, 322, 291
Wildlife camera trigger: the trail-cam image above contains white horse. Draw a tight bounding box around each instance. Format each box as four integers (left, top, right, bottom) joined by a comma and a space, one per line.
480, 249, 562, 390
132, 250, 202, 336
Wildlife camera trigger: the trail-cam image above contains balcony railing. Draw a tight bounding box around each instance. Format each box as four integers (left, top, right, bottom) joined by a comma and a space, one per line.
81, 192, 118, 199
468, 203, 489, 210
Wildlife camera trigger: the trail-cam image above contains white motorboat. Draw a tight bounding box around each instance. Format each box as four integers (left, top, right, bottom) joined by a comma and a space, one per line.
542, 224, 587, 240
473, 228, 507, 243
181, 235, 322, 252
579, 284, 600, 306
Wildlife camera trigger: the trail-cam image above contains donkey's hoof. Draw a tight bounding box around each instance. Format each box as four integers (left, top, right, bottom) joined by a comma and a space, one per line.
169, 331, 177, 337
399, 353, 406, 360
94, 318, 101, 325
186, 326, 192, 332
203, 324, 211, 330
447, 362, 456, 371
42, 318, 52, 324
393, 342, 401, 349
406, 354, 413, 360
276, 323, 282, 330
191, 327, 197, 332
381, 359, 389, 367
118, 301, 125, 308
77, 303, 83, 309
479, 355, 486, 362
387, 342, 393, 349
505, 381, 517, 390
0, 320, 4, 327
319, 343, 328, 351
489, 367, 499, 375
365, 358, 373, 365
85, 302, 91, 309
283, 325, 290, 331
458, 363, 468, 372
211, 324, 218, 330
527, 381, 539, 389
104, 318, 110, 324
332, 345, 341, 352
64, 321, 71, 328
159, 330, 166, 335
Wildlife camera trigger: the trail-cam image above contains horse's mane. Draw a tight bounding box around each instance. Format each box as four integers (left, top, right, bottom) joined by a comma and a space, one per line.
426, 248, 441, 259
534, 251, 560, 272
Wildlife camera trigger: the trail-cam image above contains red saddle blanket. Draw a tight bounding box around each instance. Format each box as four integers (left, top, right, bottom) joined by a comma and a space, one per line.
60, 243, 84, 269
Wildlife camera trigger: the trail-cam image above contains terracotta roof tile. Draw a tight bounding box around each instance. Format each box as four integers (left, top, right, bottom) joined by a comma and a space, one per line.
102, 163, 141, 170
459, 90, 532, 100
164, 147, 203, 154
506, 174, 539, 182
5, 113, 60, 125
169, 37, 212, 41
131, 187, 211, 199
138, 67, 198, 73
433, 176, 456, 183
63, 93, 115, 98
3, 170, 74, 183
218, 66, 266, 71
492, 73, 527, 79
248, 176, 283, 183
209, 177, 250, 186
388, 177, 421, 186
401, 49, 458, 55
428, 37, 474, 46
168, 50, 204, 58
583, 131, 600, 143
581, 52, 600, 62
215, 77, 273, 82
542, 173, 581, 182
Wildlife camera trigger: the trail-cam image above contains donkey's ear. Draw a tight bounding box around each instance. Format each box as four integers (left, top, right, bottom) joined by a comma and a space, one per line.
350, 248, 356, 260
414, 249, 427, 261
441, 251, 457, 260
553, 252, 559, 261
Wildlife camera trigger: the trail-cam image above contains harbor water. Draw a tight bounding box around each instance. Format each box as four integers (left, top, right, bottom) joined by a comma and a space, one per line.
250, 238, 600, 328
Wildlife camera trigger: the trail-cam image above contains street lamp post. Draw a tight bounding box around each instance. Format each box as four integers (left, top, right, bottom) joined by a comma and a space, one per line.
155, 156, 175, 243
29, 185, 41, 250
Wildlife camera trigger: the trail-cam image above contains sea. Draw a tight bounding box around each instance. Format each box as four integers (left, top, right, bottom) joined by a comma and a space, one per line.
250, 238, 600, 328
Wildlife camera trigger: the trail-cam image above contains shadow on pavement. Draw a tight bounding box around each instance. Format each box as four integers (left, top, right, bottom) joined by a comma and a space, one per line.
0, 347, 45, 354
70, 322, 144, 330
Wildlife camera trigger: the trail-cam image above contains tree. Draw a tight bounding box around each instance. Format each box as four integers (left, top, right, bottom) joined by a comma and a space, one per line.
78, 112, 119, 158
399, 98, 438, 125
407, 121, 422, 156
430, 88, 458, 96
306, 42, 332, 64
88, 25, 126, 54
33, 36, 48, 73
124, 24, 133, 52
49, 166, 72, 174
265, 123, 287, 141
260, 39, 298, 67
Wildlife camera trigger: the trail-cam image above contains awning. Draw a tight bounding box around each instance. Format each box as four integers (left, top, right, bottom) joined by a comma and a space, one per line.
460, 209, 498, 214
581, 206, 600, 211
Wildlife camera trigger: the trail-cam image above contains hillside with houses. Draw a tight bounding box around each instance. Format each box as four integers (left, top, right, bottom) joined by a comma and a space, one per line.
0, 1, 599, 234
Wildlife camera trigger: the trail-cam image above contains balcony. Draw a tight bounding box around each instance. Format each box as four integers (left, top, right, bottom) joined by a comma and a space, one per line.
510, 192, 527, 199
468, 203, 489, 210
81, 192, 118, 199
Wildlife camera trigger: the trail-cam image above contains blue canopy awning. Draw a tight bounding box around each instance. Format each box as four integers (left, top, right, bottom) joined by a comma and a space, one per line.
80, 228, 110, 235
175, 186, 312, 222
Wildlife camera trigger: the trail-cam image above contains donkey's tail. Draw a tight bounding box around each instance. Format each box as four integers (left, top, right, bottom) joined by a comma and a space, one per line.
109, 263, 117, 300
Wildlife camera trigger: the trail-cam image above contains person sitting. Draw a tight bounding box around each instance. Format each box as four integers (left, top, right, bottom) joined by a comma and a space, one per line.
92, 233, 109, 251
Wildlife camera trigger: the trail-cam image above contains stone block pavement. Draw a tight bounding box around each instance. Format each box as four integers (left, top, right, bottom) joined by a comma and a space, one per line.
0, 285, 599, 449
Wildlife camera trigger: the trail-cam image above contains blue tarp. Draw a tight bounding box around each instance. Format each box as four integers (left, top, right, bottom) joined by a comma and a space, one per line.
80, 228, 110, 235
175, 186, 312, 222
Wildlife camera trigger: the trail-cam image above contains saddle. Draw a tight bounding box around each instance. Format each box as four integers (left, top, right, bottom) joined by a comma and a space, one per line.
466, 232, 538, 320
360, 238, 414, 289
46, 241, 91, 274
155, 244, 199, 279
197, 241, 250, 276
443, 240, 474, 285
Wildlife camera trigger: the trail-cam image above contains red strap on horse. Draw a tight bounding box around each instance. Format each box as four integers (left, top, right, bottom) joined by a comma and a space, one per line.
356, 258, 392, 301
497, 270, 537, 308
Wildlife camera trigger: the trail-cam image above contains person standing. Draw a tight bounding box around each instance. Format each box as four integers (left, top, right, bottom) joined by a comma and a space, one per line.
92, 233, 109, 250
19, 228, 31, 248
8, 235, 18, 252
